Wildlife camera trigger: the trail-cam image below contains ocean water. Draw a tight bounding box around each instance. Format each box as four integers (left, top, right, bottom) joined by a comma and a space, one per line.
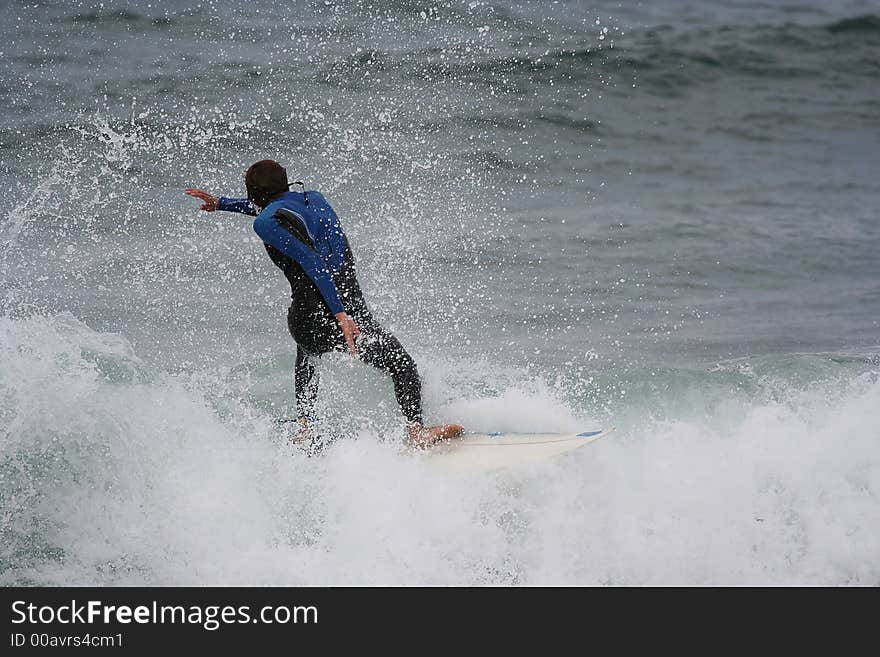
1, 0, 878, 585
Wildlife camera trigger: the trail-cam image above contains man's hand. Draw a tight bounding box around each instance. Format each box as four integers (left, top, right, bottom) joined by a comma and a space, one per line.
185, 188, 219, 211
335, 312, 360, 356
292, 417, 313, 445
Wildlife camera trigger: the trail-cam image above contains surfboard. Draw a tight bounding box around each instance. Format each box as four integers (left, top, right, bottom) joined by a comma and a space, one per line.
430, 428, 611, 471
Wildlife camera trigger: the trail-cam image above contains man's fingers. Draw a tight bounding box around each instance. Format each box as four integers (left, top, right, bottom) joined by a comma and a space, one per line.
185, 189, 213, 203
185, 189, 217, 211
343, 321, 358, 355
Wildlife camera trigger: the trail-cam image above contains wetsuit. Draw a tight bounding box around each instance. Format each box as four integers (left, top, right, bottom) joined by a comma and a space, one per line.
217, 191, 422, 426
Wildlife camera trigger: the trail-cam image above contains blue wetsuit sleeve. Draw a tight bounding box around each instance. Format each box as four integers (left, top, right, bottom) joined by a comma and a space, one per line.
309, 192, 346, 273
253, 212, 345, 315
325, 222, 347, 273
217, 197, 258, 216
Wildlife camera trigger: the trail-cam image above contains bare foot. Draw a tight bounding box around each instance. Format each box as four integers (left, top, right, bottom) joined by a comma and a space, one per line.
407, 423, 465, 449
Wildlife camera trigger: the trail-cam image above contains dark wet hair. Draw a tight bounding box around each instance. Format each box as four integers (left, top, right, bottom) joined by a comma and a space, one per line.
245, 160, 289, 208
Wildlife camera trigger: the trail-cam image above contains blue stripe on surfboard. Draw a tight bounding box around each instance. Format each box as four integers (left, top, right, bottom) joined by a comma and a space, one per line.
481, 430, 603, 438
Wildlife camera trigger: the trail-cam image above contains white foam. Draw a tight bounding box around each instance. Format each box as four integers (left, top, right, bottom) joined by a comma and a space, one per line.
2, 314, 878, 585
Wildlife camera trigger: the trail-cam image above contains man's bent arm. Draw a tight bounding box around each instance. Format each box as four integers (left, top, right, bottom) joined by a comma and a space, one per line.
310, 191, 347, 273
253, 212, 346, 315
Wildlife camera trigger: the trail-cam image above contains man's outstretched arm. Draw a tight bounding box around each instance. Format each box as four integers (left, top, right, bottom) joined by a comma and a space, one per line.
185, 189, 258, 216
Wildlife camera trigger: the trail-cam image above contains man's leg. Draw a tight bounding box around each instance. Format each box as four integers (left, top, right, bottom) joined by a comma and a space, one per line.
288, 301, 332, 444
296, 253, 462, 444
355, 323, 423, 426
354, 320, 463, 446
332, 247, 420, 421
295, 346, 319, 424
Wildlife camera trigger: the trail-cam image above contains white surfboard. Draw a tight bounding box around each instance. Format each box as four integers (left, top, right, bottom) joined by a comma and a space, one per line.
430, 428, 610, 471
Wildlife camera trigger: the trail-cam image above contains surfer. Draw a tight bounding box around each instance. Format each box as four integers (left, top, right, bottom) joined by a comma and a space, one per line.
185, 160, 463, 448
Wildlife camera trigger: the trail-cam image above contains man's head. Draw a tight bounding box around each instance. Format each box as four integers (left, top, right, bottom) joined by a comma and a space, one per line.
245, 160, 289, 208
